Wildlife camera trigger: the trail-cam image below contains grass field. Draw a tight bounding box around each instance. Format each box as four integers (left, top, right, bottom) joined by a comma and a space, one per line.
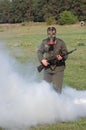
0, 22, 86, 130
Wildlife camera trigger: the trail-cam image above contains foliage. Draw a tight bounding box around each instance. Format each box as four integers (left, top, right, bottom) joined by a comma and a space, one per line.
0, 0, 10, 23
58, 11, 78, 25
0, 0, 86, 23
46, 16, 56, 25
33, 0, 46, 22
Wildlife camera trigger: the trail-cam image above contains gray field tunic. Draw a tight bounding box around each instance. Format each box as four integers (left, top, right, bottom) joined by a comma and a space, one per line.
37, 37, 68, 93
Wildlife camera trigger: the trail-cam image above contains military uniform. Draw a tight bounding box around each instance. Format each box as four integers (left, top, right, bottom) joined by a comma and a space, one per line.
37, 32, 68, 93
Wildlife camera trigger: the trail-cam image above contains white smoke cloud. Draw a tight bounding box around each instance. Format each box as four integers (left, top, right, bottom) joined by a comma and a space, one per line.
0, 45, 86, 130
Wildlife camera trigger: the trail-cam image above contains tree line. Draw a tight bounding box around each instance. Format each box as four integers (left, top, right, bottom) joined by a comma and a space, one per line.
0, 0, 86, 24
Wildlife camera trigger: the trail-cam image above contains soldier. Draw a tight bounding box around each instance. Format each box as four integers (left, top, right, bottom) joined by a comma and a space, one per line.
37, 27, 68, 93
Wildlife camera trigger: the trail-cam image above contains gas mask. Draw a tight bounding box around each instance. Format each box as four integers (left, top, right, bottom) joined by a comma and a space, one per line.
47, 27, 56, 45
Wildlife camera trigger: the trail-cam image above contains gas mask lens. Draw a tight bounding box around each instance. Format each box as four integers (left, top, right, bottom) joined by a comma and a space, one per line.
48, 31, 56, 38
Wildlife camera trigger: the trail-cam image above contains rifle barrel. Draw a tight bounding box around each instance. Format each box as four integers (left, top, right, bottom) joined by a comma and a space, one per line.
63, 49, 77, 56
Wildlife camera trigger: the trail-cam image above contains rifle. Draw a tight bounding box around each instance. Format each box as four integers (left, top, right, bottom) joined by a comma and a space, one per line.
37, 49, 77, 72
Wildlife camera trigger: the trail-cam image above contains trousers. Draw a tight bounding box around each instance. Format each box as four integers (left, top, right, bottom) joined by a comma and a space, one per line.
44, 70, 64, 93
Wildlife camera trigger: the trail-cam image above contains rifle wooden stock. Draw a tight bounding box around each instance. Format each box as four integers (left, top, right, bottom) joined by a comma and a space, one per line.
37, 64, 45, 72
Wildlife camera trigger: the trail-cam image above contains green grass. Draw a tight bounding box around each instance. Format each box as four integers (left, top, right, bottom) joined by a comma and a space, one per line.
30, 118, 86, 130
0, 23, 86, 130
